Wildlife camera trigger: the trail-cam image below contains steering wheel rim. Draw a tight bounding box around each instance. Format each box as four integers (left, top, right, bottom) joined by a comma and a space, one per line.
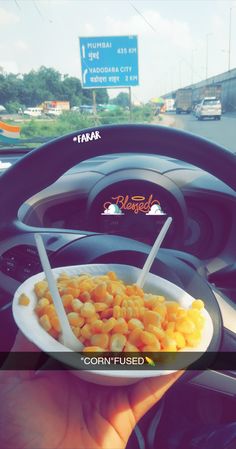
0, 123, 229, 365
0, 123, 235, 233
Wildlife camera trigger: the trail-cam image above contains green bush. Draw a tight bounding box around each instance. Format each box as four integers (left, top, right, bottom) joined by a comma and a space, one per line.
21, 120, 40, 138
131, 104, 153, 123
21, 112, 98, 139
5, 101, 23, 114
20, 105, 155, 140
57, 111, 97, 130
98, 108, 129, 125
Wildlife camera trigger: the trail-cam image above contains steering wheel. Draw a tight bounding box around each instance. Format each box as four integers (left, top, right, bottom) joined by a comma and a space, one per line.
1, 123, 236, 366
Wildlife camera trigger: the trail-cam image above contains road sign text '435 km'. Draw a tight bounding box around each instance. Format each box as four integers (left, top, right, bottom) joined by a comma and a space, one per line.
79, 35, 139, 88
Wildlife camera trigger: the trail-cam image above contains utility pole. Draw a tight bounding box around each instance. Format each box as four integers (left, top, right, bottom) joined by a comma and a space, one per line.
191, 51, 194, 85
228, 7, 232, 71
128, 87, 132, 121
191, 49, 198, 85
179, 60, 182, 88
206, 33, 212, 80
228, 7, 235, 71
92, 90, 97, 115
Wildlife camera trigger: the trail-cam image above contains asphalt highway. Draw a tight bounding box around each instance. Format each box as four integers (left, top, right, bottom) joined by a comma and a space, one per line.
170, 112, 236, 154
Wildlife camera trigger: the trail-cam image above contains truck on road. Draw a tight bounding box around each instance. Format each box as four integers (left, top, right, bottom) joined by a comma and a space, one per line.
164, 98, 175, 112
175, 88, 192, 114
192, 84, 222, 109
41, 101, 70, 115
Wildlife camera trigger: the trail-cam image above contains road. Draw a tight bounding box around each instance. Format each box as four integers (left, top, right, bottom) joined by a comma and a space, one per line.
169, 112, 236, 154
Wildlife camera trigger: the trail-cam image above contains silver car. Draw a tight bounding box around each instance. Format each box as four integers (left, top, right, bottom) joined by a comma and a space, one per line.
196, 97, 222, 120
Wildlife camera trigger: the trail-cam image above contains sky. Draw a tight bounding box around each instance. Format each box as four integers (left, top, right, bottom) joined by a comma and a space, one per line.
1, 0, 236, 103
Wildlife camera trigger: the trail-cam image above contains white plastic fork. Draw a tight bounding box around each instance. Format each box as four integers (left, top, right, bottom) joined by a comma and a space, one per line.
136, 217, 173, 288
34, 233, 83, 351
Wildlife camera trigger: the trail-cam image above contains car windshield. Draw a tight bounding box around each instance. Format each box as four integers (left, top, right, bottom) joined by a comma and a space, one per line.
0, 0, 236, 153
203, 99, 221, 105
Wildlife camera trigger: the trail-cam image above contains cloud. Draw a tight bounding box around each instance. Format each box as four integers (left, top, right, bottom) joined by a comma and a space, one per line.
0, 61, 19, 74
0, 7, 20, 26
79, 7, 194, 99
101, 204, 124, 215
146, 204, 166, 215
84, 23, 95, 34
211, 14, 224, 30
104, 9, 193, 49
80, 8, 193, 50
15, 40, 29, 51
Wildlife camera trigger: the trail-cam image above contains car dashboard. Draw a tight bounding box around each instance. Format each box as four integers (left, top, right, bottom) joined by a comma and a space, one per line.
1, 147, 236, 398
10, 151, 235, 262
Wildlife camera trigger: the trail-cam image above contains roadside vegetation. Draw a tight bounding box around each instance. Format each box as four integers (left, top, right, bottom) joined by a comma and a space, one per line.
0, 66, 157, 141
0, 66, 108, 110
19, 105, 155, 140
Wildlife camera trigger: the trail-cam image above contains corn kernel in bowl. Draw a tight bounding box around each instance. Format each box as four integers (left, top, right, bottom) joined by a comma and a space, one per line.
13, 264, 214, 385
30, 270, 206, 353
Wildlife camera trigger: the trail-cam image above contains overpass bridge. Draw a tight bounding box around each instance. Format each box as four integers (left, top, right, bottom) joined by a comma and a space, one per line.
163, 67, 236, 112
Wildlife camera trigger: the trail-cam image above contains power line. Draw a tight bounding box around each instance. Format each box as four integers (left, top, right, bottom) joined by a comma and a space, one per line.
14, 0, 21, 10
128, 1, 157, 32
33, 0, 44, 20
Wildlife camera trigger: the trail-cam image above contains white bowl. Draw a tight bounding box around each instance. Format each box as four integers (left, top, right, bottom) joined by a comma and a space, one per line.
13, 264, 214, 386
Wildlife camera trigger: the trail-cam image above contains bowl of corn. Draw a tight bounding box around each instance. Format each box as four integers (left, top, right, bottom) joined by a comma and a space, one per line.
13, 264, 213, 385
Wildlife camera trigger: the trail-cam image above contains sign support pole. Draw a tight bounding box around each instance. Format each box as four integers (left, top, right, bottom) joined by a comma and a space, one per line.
92, 90, 97, 116
128, 86, 132, 121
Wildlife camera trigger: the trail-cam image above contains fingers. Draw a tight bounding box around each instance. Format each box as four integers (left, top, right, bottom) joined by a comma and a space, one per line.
129, 370, 185, 422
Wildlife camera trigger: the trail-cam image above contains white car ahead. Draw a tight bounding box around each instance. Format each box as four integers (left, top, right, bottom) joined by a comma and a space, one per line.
45, 108, 63, 116
196, 97, 222, 120
23, 107, 42, 117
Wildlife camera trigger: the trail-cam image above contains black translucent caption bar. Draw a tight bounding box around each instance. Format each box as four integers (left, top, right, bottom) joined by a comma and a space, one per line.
1, 352, 236, 371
